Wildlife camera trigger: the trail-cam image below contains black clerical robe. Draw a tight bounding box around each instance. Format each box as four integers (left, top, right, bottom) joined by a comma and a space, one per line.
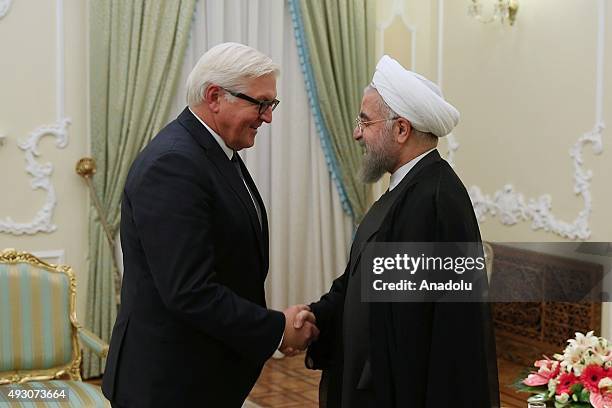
306, 150, 500, 408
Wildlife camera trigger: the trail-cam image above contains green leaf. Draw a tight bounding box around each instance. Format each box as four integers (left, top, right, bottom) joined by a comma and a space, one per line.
512, 369, 538, 389
516, 384, 548, 394
570, 383, 583, 394
578, 387, 590, 403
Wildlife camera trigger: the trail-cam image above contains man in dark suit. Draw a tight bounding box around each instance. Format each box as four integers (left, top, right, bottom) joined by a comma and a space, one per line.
102, 42, 318, 408
295, 56, 499, 407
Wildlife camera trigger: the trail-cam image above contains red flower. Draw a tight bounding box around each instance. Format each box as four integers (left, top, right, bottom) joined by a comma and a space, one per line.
556, 372, 579, 395
523, 359, 560, 386
581, 365, 610, 393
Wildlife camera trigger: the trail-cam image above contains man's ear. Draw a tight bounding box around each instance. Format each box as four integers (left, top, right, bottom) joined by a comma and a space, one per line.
204, 85, 223, 113
396, 118, 412, 144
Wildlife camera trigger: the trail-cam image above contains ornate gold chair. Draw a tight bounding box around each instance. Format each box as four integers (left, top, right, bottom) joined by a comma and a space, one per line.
0, 249, 110, 407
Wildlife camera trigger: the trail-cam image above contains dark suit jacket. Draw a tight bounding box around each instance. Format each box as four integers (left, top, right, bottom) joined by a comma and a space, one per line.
306, 150, 500, 408
102, 108, 285, 408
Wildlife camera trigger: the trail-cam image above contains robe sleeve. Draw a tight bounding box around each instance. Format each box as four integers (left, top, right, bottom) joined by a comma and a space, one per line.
305, 262, 350, 370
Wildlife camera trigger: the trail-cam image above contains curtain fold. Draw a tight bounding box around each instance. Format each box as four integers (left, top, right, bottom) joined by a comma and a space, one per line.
288, 0, 376, 222
85, 0, 196, 378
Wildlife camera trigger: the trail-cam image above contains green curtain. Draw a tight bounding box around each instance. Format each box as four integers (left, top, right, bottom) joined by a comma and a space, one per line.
297, 0, 376, 222
85, 0, 197, 378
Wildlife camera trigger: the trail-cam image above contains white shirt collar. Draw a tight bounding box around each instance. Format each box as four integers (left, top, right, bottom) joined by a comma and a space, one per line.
388, 148, 436, 191
188, 107, 234, 160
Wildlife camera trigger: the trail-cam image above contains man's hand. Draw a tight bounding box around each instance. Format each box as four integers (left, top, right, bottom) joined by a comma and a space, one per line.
280, 304, 319, 356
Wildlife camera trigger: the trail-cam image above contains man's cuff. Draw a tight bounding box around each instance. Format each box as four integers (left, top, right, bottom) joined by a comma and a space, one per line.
277, 333, 284, 350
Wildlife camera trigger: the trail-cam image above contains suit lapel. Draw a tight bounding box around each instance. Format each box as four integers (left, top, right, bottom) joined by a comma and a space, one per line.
177, 108, 267, 265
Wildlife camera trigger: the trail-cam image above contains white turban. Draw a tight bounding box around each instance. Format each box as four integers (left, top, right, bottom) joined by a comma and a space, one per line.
371, 55, 459, 137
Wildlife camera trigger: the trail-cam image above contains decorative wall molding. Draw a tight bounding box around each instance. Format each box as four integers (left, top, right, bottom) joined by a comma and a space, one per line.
0, 120, 70, 234
0, 0, 70, 235
437, 0, 605, 240
378, 0, 417, 71
0, 0, 12, 19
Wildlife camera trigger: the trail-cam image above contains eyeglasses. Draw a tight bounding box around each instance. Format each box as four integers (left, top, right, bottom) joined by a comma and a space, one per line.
223, 88, 280, 116
354, 116, 399, 133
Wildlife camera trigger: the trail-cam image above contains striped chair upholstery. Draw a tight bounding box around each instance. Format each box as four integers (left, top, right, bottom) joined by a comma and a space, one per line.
0, 249, 110, 407
0, 381, 109, 407
0, 261, 74, 373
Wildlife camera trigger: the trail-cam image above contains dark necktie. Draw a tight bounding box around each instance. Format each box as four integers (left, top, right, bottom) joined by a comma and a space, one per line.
232, 153, 263, 230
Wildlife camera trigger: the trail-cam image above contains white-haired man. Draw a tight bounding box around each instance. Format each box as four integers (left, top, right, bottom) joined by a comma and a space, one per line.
102, 42, 318, 407
297, 55, 500, 407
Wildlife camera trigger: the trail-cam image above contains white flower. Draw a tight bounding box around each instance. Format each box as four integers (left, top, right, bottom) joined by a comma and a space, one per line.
548, 378, 558, 396
561, 344, 587, 375
570, 331, 598, 349
595, 337, 611, 354
594, 338, 611, 358
555, 393, 570, 404
582, 348, 605, 367
599, 377, 612, 390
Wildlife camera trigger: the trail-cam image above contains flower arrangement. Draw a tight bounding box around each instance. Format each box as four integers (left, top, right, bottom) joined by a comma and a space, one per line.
515, 331, 612, 407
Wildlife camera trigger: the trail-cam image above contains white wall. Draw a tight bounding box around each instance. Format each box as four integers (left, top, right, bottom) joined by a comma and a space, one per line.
376, 0, 612, 338
0, 0, 89, 320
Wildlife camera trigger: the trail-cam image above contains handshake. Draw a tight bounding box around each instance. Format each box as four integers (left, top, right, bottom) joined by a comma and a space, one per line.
279, 304, 320, 356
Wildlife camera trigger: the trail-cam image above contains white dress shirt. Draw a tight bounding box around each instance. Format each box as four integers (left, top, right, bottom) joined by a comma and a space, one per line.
188, 107, 233, 160
188, 108, 262, 225
188, 108, 285, 351
388, 148, 436, 191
